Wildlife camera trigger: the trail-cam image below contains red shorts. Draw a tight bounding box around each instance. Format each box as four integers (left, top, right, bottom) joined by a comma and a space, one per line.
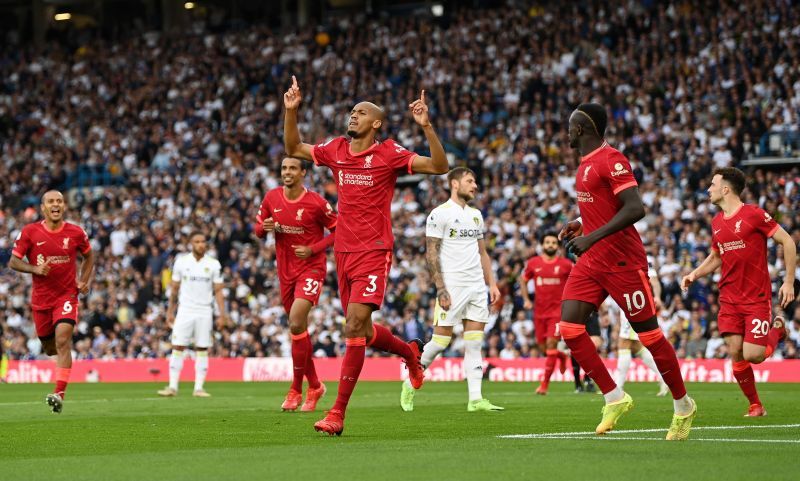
32, 295, 79, 339
562, 262, 656, 323
534, 316, 560, 344
280, 270, 326, 313
718, 300, 772, 346
335, 250, 392, 309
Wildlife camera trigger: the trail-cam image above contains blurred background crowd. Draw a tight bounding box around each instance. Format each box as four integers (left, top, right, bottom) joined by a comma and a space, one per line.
2, 0, 799, 363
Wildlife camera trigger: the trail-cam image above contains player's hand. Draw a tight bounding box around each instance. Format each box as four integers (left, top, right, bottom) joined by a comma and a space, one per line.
292, 245, 313, 259
680, 273, 696, 292
77, 279, 91, 295
284, 75, 302, 110
778, 280, 796, 308
654, 296, 664, 311
166, 312, 175, 329
409, 90, 431, 127
437, 288, 451, 311
216, 314, 229, 330
489, 284, 501, 305
261, 217, 275, 232
565, 235, 595, 256
31, 258, 52, 276
523, 299, 533, 310
558, 219, 583, 241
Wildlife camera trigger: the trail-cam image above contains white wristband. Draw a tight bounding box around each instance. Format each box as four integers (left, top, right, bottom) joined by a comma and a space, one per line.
575, 217, 582, 225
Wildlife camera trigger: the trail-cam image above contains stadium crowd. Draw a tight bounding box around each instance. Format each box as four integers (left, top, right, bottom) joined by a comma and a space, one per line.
1, 1, 799, 363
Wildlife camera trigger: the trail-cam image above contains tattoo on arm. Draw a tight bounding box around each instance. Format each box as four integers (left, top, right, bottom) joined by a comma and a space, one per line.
426, 237, 445, 290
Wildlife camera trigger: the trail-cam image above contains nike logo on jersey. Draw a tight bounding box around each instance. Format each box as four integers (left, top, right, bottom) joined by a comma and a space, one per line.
534, 268, 543, 272
36, 241, 46, 246
752, 334, 765, 339
274, 208, 282, 212
713, 229, 721, 235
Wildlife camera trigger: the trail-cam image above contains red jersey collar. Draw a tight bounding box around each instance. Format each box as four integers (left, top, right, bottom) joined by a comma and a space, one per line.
41, 220, 66, 233
580, 141, 608, 163
347, 140, 380, 157
282, 186, 307, 204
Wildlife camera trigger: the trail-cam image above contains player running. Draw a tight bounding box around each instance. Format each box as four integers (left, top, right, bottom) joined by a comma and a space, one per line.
558, 103, 696, 440
283, 75, 449, 435
681, 167, 796, 417
158, 231, 228, 398
400, 167, 503, 412
10, 190, 95, 413
519, 232, 572, 395
254, 157, 337, 412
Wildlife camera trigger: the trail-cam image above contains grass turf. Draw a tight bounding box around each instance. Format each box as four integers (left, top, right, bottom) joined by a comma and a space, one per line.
1, 381, 798, 481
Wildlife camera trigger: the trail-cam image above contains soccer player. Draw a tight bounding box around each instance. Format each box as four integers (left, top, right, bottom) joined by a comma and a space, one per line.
9, 190, 95, 413
609, 266, 669, 396
283, 75, 448, 435
254, 157, 337, 412
558, 103, 696, 440
681, 167, 796, 416
399, 167, 503, 412
519, 232, 572, 395
158, 231, 227, 398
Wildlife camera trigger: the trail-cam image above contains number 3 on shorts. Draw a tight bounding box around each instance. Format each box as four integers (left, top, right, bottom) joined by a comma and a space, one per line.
61, 300, 73, 315
365, 275, 378, 293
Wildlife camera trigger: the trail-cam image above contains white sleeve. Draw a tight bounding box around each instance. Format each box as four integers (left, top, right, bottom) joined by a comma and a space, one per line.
425, 209, 445, 239
477, 210, 485, 240
212, 261, 224, 284
171, 257, 183, 282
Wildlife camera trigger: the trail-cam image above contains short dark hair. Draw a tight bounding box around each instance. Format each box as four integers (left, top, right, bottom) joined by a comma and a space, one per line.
282, 157, 309, 171
189, 230, 206, 241
539, 231, 559, 244
714, 167, 746, 196
576, 103, 608, 137
447, 167, 476, 186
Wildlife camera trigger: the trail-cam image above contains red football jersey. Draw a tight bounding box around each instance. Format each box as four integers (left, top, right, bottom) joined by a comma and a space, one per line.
255, 187, 337, 281
574, 142, 647, 272
12, 221, 91, 310
711, 204, 779, 304
523, 255, 573, 319
311, 137, 417, 252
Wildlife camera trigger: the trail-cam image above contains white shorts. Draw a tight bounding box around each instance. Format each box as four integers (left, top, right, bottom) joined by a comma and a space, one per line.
619, 315, 639, 342
433, 285, 489, 327
172, 308, 213, 348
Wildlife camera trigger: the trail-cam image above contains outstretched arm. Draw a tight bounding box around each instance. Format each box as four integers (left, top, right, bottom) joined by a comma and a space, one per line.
566, 187, 644, 256
283, 75, 314, 161
408, 90, 448, 175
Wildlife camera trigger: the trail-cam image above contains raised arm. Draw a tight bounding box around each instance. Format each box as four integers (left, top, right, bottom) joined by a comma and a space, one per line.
283, 75, 314, 161
566, 187, 644, 256
408, 90, 448, 175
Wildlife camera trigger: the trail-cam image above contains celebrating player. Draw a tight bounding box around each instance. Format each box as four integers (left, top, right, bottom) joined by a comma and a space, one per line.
158, 231, 227, 398
283, 75, 448, 435
681, 167, 796, 416
254, 157, 337, 412
9, 190, 95, 413
558, 103, 696, 440
399, 167, 503, 412
519, 232, 572, 395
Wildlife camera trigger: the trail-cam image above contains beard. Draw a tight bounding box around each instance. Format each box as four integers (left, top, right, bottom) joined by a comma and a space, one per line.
544, 248, 558, 257
346, 129, 357, 137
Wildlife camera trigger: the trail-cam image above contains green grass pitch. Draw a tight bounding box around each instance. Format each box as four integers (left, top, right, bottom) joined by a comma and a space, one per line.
2, 382, 798, 481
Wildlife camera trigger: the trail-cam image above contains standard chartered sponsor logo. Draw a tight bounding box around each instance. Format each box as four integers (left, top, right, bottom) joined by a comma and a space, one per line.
576, 191, 594, 202
718, 240, 746, 254
339, 172, 375, 186
38, 254, 70, 265
274, 222, 305, 235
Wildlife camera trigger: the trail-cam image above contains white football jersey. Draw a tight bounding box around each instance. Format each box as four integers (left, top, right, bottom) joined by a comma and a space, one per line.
426, 199, 485, 288
172, 253, 223, 310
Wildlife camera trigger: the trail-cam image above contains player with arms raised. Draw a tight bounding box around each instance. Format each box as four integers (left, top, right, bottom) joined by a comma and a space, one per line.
283, 75, 449, 435
255, 157, 337, 412
10, 190, 95, 413
681, 167, 796, 417
558, 103, 696, 440
520, 232, 572, 395
400, 167, 503, 412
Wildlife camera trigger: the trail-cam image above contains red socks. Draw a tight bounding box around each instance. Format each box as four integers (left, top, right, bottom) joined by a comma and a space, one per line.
55, 367, 71, 398
733, 360, 761, 405
331, 338, 366, 413
368, 324, 413, 361
765, 328, 781, 358
290, 332, 311, 392
560, 322, 617, 394
542, 349, 558, 388
304, 335, 321, 389
637, 329, 687, 400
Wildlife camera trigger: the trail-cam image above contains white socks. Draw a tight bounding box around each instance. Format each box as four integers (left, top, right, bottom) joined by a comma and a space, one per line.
636, 347, 663, 382
169, 350, 184, 391
463, 331, 484, 402
405, 334, 450, 389
616, 349, 632, 388
674, 395, 693, 415
194, 351, 209, 392
604, 386, 624, 404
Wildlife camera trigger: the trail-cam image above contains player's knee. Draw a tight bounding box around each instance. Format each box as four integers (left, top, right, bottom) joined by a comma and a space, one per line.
744, 352, 765, 364
288, 317, 307, 335
43, 343, 57, 356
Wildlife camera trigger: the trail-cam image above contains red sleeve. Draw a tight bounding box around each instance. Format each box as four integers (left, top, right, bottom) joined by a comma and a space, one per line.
521, 258, 535, 281
752, 207, 780, 238
310, 230, 335, 255
76, 226, 91, 254
603, 152, 638, 195
311, 137, 341, 167
254, 193, 271, 239
384, 139, 418, 174
320, 198, 337, 230
11, 226, 30, 259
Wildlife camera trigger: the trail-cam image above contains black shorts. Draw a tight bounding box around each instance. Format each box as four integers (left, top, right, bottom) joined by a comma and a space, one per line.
586, 311, 601, 337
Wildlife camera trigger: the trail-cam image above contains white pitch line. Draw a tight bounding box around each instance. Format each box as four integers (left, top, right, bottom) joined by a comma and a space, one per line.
0, 395, 262, 406
499, 423, 800, 439
506, 436, 800, 444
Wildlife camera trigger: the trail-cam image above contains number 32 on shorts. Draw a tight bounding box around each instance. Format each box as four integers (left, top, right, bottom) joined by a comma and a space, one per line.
303, 279, 320, 295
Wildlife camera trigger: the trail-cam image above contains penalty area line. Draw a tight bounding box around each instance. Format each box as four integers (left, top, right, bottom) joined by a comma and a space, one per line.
498, 423, 800, 439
